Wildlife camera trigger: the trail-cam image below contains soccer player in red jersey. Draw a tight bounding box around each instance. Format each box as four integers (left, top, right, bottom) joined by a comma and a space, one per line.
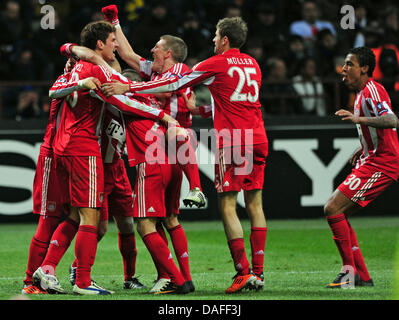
93, 82, 192, 295
102, 16, 269, 293
33, 53, 178, 294
46, 40, 190, 293
68, 102, 145, 290
36, 38, 178, 294
102, 5, 197, 292
101, 4, 206, 209
22, 60, 103, 295
325, 46, 399, 288
48, 21, 123, 295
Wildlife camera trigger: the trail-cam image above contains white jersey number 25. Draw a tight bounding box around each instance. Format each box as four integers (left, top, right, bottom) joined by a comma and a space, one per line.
228, 66, 259, 103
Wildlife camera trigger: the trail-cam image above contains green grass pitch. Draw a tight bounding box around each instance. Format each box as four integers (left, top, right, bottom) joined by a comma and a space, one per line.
1, 216, 399, 301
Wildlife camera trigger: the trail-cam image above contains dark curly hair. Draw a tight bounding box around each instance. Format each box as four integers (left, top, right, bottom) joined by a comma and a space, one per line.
348, 46, 376, 77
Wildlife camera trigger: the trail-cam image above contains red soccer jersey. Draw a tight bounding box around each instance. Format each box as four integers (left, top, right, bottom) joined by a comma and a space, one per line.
93, 90, 166, 167
139, 59, 193, 128
130, 49, 268, 148
40, 72, 72, 156
53, 61, 113, 156
354, 78, 399, 180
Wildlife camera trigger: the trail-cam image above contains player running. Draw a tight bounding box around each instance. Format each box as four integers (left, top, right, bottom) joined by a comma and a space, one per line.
325, 46, 399, 288
102, 16, 269, 294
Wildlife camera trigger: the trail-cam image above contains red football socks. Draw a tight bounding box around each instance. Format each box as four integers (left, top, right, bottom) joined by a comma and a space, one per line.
168, 224, 191, 281
23, 216, 59, 285
175, 135, 201, 191
118, 232, 137, 281
250, 227, 267, 275
75, 225, 98, 288
142, 232, 185, 285
347, 221, 371, 281
154, 223, 170, 279
326, 213, 357, 274
228, 238, 250, 275
40, 217, 79, 275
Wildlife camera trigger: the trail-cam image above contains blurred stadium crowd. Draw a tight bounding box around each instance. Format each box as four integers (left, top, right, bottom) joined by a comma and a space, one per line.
1, 0, 399, 120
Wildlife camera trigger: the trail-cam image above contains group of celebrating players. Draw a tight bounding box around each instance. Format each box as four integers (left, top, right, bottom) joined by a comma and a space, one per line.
20, 4, 399, 296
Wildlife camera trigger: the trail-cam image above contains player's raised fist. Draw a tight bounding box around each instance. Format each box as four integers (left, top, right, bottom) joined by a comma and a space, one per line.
102, 5, 119, 25
60, 43, 77, 57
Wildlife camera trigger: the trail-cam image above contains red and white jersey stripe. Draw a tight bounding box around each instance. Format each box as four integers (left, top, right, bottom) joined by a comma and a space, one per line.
139, 58, 193, 128
130, 49, 268, 148
88, 156, 98, 208
40, 73, 70, 156
353, 78, 399, 180
136, 162, 146, 217
39, 156, 52, 215
91, 90, 165, 122
53, 60, 111, 157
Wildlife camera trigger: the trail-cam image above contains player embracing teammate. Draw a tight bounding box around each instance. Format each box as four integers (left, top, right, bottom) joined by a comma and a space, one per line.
104, 15, 269, 294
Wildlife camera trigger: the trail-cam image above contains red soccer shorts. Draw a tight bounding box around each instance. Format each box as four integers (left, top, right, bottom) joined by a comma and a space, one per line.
100, 159, 134, 221
338, 164, 395, 207
55, 155, 104, 208
33, 154, 64, 217
214, 143, 268, 193
132, 161, 178, 218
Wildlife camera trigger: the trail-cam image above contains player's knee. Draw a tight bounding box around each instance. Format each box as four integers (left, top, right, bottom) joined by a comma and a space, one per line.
324, 199, 337, 217
136, 218, 157, 238
163, 215, 179, 229
115, 217, 134, 234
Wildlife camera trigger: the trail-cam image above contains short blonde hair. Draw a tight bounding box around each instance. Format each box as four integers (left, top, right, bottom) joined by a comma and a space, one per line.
160, 35, 188, 63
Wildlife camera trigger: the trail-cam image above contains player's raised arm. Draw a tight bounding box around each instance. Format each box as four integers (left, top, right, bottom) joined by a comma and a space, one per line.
101, 5, 142, 71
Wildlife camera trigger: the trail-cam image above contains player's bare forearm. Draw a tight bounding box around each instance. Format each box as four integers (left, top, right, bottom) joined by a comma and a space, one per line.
114, 25, 141, 71
358, 114, 399, 128
336, 109, 399, 128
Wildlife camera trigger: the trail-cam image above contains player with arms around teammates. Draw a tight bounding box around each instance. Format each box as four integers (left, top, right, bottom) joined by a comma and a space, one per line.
21, 57, 101, 295
326, 46, 399, 288
103, 16, 269, 294
47, 21, 174, 295
101, 4, 206, 210
101, 4, 199, 293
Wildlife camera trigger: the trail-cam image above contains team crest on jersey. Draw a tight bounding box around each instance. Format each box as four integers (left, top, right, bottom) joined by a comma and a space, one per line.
376, 102, 388, 116
99, 192, 104, 203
